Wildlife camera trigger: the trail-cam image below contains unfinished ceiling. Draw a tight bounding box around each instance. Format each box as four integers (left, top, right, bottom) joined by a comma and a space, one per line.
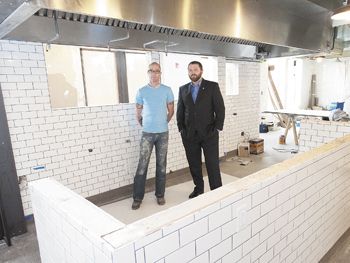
0, 0, 346, 60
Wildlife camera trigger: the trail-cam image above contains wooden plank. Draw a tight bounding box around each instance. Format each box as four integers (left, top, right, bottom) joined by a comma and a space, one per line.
267, 66, 291, 129
268, 68, 284, 109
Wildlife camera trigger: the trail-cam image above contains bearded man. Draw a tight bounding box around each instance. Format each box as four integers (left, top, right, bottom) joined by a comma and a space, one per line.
176, 61, 225, 199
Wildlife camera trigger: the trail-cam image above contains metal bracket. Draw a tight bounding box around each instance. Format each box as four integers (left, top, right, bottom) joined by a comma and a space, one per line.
46, 10, 60, 51
143, 39, 178, 54
108, 22, 130, 51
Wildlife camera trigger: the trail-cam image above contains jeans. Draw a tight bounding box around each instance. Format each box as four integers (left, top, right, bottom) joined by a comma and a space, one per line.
133, 131, 169, 201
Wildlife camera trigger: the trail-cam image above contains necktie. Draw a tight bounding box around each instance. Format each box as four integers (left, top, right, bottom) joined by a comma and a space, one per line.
191, 85, 199, 103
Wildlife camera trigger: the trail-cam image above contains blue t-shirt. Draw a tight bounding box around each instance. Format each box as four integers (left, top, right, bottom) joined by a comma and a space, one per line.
135, 84, 174, 133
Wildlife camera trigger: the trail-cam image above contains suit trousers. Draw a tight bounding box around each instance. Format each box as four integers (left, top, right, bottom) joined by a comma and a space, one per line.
181, 131, 222, 192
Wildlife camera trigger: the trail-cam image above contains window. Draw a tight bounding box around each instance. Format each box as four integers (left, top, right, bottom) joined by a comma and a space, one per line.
44, 44, 221, 108
160, 53, 218, 99
225, 62, 239, 96
45, 44, 152, 108
125, 52, 149, 103
44, 44, 85, 108
81, 49, 119, 106
45, 44, 121, 108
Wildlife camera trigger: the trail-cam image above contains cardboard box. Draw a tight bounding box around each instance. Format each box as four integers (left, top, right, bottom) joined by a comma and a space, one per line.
249, 138, 264, 154
238, 143, 250, 157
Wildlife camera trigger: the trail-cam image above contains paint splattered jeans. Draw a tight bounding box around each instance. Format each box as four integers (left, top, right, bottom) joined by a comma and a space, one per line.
133, 131, 169, 201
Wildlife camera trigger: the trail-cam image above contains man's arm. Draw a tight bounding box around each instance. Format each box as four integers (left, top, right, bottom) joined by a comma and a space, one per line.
213, 83, 225, 131
167, 101, 174, 122
176, 87, 185, 132
136, 103, 143, 126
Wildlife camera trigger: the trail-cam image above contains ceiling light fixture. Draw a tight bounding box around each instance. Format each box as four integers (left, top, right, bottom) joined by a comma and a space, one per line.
331, 0, 350, 20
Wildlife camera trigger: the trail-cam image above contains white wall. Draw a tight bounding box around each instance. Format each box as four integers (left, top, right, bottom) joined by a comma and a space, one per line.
299, 59, 314, 109
263, 58, 313, 111
259, 63, 269, 115
30, 134, 350, 263
0, 40, 260, 215
30, 178, 124, 262
299, 118, 350, 152
261, 57, 350, 115
313, 59, 350, 113
260, 58, 314, 125
221, 59, 260, 153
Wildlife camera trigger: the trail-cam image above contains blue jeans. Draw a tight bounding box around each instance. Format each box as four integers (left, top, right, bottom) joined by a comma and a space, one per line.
133, 131, 169, 201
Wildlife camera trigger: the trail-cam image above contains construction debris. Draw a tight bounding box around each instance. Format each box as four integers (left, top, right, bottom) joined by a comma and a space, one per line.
226, 156, 252, 166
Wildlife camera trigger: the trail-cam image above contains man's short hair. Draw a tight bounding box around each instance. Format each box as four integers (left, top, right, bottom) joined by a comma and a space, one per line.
188, 61, 203, 70
149, 62, 161, 70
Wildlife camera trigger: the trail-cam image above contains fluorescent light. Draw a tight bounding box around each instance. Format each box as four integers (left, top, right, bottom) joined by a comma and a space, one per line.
331, 4, 350, 20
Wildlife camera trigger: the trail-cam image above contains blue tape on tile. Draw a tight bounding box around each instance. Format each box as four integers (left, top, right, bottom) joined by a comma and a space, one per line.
33, 166, 45, 171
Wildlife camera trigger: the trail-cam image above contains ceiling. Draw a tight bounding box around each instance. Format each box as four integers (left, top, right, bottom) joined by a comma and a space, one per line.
0, 0, 347, 60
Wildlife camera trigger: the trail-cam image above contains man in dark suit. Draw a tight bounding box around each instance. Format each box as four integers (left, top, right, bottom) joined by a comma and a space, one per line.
177, 61, 225, 199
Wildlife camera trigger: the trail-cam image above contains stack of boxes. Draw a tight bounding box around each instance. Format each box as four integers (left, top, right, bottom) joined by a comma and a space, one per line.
249, 138, 264, 154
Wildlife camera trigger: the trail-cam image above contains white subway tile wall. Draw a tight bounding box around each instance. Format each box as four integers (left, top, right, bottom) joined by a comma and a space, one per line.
30, 178, 124, 263
113, 137, 350, 263
0, 40, 260, 215
31, 134, 350, 262
299, 118, 350, 152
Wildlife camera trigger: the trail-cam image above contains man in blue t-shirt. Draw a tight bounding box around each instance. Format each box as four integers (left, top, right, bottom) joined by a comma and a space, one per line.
132, 62, 174, 210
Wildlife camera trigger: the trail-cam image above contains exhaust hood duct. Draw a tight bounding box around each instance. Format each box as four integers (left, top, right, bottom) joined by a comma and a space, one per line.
7, 15, 258, 59
0, 0, 336, 58
0, 1, 40, 38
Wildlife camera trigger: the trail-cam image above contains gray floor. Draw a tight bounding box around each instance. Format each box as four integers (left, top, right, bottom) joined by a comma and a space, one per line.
0, 222, 40, 263
0, 130, 349, 262
100, 173, 240, 224
320, 228, 350, 263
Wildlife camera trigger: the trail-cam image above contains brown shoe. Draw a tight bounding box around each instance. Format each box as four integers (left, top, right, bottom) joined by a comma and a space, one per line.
157, 197, 165, 205
132, 200, 142, 210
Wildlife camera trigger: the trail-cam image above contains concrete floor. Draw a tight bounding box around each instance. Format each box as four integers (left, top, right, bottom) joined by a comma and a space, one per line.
0, 129, 349, 262
320, 227, 350, 263
101, 173, 240, 224
0, 222, 40, 263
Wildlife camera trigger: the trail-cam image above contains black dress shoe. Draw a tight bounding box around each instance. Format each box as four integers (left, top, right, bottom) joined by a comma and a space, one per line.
132, 200, 142, 210
157, 197, 166, 205
189, 189, 204, 199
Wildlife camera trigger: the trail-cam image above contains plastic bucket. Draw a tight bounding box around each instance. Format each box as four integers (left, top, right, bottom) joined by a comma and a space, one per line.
336, 102, 344, 110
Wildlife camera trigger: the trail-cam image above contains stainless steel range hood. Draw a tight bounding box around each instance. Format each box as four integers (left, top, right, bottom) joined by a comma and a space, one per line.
0, 0, 340, 59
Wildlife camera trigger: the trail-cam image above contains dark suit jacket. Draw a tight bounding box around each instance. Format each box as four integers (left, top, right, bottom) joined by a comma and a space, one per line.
177, 78, 225, 139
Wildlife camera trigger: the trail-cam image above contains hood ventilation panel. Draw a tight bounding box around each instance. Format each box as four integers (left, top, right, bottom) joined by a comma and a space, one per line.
35, 9, 266, 48
0, 0, 339, 59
